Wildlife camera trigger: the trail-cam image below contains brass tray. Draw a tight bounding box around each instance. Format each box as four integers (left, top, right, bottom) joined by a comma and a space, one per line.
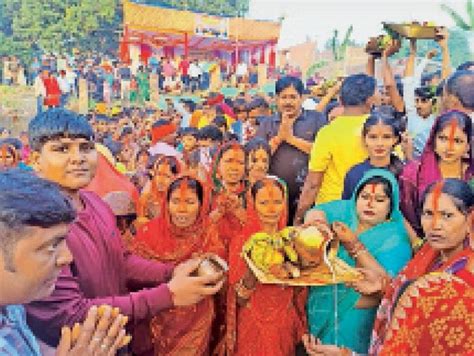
383, 22, 436, 39
243, 253, 361, 286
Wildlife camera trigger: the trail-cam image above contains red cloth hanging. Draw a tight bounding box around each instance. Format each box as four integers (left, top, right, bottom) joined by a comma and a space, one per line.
119, 39, 131, 64
140, 43, 152, 66
260, 46, 265, 64
269, 44, 276, 68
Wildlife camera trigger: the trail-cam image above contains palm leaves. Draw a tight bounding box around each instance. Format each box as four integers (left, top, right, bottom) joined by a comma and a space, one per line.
331, 25, 353, 61
441, 0, 474, 31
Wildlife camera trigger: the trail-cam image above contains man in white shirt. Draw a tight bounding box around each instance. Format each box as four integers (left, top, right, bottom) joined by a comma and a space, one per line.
57, 70, 71, 107
402, 28, 451, 160
65, 66, 78, 97
33, 70, 46, 114
236, 60, 248, 83
189, 59, 202, 93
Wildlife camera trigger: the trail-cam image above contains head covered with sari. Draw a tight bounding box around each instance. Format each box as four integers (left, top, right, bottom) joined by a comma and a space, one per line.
226, 175, 308, 356
211, 140, 247, 194
307, 169, 412, 354
244, 175, 289, 234
134, 174, 223, 262
136, 155, 182, 224
227, 175, 289, 286
0, 142, 19, 170
412, 110, 473, 197
370, 178, 474, 354
133, 174, 225, 355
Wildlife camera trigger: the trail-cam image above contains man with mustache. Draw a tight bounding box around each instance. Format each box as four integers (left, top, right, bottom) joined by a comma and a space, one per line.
256, 76, 326, 222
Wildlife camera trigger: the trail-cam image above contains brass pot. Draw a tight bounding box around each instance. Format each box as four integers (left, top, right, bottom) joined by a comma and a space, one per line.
293, 226, 332, 268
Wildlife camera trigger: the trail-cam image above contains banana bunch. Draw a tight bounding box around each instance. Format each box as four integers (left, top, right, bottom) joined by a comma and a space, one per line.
244, 228, 301, 278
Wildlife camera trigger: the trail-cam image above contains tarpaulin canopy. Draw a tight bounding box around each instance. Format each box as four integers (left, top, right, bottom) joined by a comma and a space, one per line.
122, 0, 280, 53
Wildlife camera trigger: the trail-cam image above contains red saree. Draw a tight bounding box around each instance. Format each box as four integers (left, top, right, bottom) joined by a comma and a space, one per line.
380, 270, 474, 354
225, 177, 307, 356
370, 241, 474, 355
137, 156, 182, 226
132, 177, 225, 356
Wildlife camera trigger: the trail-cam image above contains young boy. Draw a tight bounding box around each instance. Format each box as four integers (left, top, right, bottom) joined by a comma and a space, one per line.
0, 169, 128, 355
26, 108, 224, 354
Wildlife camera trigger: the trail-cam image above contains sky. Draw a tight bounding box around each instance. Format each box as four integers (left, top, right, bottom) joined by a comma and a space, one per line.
248, 0, 469, 49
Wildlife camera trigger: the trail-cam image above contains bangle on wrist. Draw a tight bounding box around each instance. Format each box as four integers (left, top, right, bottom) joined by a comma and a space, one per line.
344, 239, 367, 259
379, 275, 392, 297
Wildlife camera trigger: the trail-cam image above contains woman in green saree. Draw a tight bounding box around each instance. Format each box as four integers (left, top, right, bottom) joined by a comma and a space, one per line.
304, 169, 412, 354
137, 66, 150, 104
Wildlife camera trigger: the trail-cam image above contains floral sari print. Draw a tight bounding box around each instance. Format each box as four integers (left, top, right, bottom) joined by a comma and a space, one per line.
370, 239, 474, 355
132, 175, 225, 356
380, 270, 474, 355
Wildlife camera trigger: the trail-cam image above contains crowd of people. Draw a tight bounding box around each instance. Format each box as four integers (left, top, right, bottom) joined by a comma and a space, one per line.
1, 28, 474, 356
2, 52, 297, 117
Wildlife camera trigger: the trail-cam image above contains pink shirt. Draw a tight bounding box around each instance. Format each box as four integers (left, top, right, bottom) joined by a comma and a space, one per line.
26, 191, 174, 353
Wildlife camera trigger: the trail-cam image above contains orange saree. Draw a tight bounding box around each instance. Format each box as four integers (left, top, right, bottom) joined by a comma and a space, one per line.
132, 178, 225, 356
225, 178, 307, 356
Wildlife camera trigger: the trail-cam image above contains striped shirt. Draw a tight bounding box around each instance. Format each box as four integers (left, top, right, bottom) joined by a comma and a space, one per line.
0, 305, 41, 356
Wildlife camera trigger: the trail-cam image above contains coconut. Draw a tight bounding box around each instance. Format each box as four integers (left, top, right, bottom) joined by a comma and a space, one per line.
294, 226, 328, 268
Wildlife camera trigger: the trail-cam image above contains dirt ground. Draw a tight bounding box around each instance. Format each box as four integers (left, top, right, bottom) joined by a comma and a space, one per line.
0, 85, 37, 135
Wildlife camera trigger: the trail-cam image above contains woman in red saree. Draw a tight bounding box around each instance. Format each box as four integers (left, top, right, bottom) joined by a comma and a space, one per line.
303, 178, 474, 356
226, 176, 307, 356
132, 175, 225, 355
209, 141, 248, 254
136, 155, 181, 227
371, 178, 474, 354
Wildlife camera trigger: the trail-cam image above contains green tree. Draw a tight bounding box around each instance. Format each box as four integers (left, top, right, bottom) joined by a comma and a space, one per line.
136, 0, 249, 16
0, 0, 121, 62
441, 0, 474, 31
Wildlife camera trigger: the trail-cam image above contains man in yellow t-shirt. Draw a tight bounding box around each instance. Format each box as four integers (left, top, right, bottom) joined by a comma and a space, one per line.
294, 74, 379, 224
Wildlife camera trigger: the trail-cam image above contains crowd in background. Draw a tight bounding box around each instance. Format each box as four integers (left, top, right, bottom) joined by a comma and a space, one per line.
1, 28, 474, 356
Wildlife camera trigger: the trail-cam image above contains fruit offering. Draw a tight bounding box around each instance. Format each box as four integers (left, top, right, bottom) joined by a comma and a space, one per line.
243, 226, 331, 279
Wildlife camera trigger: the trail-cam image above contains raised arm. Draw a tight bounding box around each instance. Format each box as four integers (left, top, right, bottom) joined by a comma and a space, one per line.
404, 39, 417, 78
315, 80, 342, 113
435, 26, 452, 80
381, 39, 404, 112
